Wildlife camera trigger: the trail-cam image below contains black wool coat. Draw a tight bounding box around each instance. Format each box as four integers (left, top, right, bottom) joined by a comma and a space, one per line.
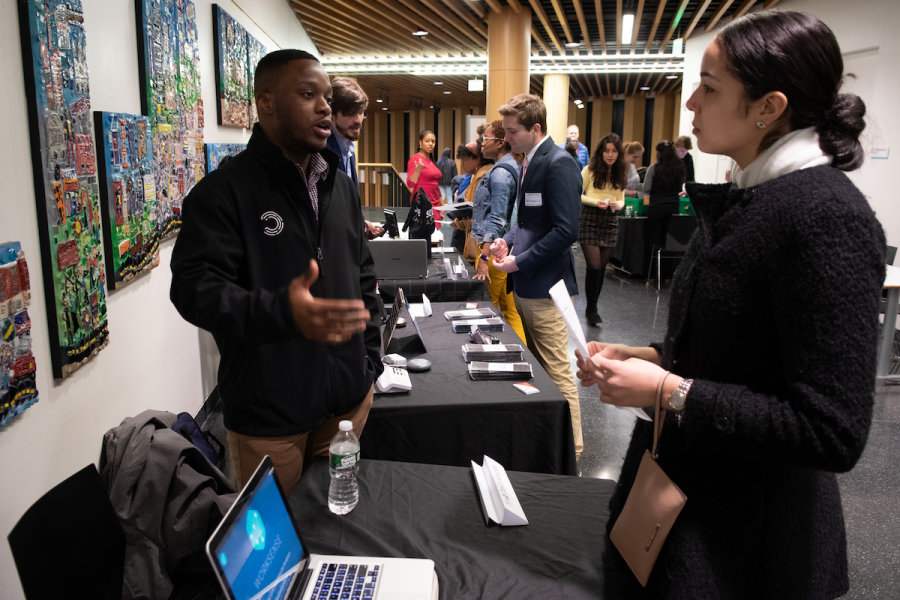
605, 165, 886, 599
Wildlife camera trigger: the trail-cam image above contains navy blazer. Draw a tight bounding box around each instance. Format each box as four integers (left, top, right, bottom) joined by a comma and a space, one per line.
326, 130, 357, 188
502, 136, 581, 299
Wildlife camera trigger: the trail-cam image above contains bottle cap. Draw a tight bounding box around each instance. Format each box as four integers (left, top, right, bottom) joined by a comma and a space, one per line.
339, 420, 353, 432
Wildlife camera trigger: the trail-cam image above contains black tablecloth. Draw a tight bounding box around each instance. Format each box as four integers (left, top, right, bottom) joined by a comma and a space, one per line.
377, 250, 487, 303
365, 301, 578, 476
290, 458, 629, 600
611, 217, 647, 276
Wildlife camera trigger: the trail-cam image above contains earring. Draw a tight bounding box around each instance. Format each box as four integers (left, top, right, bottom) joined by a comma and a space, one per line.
756, 122, 766, 129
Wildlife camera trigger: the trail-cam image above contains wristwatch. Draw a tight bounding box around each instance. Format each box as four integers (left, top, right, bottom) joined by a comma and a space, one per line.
667, 378, 693, 411
479, 253, 490, 262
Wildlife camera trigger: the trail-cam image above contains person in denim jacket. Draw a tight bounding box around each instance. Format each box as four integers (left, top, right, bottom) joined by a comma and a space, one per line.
471, 120, 525, 341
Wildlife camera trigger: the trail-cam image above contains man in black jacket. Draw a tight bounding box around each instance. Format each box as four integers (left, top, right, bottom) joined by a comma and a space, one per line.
170, 50, 383, 493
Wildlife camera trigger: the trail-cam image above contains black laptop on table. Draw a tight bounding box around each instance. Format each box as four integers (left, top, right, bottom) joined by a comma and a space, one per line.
368, 239, 428, 279
206, 457, 437, 600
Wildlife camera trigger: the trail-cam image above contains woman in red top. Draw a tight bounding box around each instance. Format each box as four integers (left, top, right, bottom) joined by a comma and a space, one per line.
406, 130, 443, 228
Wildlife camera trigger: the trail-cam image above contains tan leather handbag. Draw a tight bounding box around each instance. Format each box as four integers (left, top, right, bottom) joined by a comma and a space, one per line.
609, 375, 687, 587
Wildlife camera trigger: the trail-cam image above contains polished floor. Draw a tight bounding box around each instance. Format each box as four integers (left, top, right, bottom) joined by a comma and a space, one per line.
566, 250, 900, 599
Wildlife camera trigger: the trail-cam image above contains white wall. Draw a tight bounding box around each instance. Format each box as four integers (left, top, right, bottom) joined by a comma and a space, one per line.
680, 0, 900, 248
0, 1, 315, 598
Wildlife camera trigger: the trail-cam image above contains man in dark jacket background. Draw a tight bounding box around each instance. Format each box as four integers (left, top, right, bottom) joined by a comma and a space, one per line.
170, 50, 382, 493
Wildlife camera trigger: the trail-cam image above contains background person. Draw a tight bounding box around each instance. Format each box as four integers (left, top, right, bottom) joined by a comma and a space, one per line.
674, 135, 696, 183
436, 147, 457, 204
623, 141, 645, 198
448, 143, 479, 253
491, 94, 585, 461
576, 10, 885, 597
407, 130, 443, 227
327, 77, 383, 238
170, 50, 381, 494
579, 133, 627, 325
471, 119, 525, 341
558, 124, 589, 169
642, 140, 686, 276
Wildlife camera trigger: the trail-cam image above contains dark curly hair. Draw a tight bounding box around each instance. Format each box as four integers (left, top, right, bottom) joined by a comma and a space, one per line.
717, 10, 866, 171
587, 133, 628, 191
653, 141, 686, 191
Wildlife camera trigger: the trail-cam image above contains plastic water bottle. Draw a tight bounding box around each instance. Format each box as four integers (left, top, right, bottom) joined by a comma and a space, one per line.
328, 420, 360, 515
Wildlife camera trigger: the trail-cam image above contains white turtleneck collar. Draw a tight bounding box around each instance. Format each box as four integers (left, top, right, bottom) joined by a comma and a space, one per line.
732, 127, 832, 189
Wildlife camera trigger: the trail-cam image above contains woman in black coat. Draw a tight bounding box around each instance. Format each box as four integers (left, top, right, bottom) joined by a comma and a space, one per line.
576, 10, 886, 599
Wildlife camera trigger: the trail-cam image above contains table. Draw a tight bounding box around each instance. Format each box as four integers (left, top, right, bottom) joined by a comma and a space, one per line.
611, 217, 648, 276
377, 250, 487, 303
289, 459, 631, 600
364, 301, 578, 476
876, 264, 900, 389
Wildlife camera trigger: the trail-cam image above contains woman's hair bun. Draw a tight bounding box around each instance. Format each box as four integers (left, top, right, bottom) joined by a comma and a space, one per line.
818, 91, 866, 171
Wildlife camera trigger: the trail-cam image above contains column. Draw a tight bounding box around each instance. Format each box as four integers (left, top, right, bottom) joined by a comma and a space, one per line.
485, 6, 532, 120
543, 74, 569, 143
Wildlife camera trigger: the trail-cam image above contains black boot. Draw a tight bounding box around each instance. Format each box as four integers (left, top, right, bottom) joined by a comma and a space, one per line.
585, 268, 602, 325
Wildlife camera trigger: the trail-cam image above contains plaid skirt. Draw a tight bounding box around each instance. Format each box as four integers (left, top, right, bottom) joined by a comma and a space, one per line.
578, 204, 619, 247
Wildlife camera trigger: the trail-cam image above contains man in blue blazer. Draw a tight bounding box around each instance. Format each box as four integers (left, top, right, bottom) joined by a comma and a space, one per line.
491, 94, 584, 459
326, 77, 382, 238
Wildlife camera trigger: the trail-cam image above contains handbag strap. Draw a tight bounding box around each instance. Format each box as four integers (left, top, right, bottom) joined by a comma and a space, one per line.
652, 371, 671, 459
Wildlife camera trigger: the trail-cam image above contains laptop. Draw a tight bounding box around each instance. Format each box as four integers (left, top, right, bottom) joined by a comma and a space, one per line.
206, 457, 437, 600
368, 239, 428, 279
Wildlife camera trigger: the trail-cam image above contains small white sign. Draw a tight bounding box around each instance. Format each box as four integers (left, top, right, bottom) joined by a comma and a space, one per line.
471, 455, 528, 526
871, 147, 889, 160
466, 302, 478, 309
409, 294, 432, 318
513, 382, 540, 395
456, 256, 468, 279
444, 258, 456, 280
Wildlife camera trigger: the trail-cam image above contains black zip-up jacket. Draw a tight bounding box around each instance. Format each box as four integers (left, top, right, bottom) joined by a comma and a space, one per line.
170, 125, 383, 437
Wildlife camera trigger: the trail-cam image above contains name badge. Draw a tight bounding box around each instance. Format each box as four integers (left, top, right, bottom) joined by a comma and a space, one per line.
524, 193, 542, 207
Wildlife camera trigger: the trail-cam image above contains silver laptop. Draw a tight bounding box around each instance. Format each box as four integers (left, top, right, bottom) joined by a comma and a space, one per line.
369, 239, 428, 279
206, 456, 437, 600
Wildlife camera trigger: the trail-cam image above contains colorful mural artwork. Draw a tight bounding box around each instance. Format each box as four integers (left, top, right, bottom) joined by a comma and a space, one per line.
17, 0, 111, 379
213, 5, 267, 129
0, 243, 39, 426
135, 0, 205, 241
94, 112, 161, 290
205, 143, 246, 172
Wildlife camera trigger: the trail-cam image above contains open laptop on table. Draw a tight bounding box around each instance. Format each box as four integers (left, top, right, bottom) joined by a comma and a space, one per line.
368, 239, 428, 279
206, 456, 437, 600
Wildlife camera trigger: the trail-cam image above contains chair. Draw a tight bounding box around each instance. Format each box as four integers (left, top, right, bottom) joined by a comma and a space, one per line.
8, 464, 125, 600
646, 215, 698, 291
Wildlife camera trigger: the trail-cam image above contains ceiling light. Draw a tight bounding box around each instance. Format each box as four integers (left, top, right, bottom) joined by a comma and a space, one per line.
444, 91, 451, 94
434, 82, 443, 85
673, 38, 683, 55
640, 86, 650, 90
412, 28, 428, 36
577, 104, 585, 109
429, 105, 433, 108
382, 107, 388, 110
666, 75, 679, 79
468, 79, 483, 92
565, 41, 581, 48
574, 99, 582, 104
622, 14, 635, 45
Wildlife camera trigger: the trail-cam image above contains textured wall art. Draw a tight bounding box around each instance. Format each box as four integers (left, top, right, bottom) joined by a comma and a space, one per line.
0, 243, 39, 427
205, 143, 246, 172
93, 112, 161, 290
17, 0, 111, 379
213, 5, 267, 129
135, 0, 205, 241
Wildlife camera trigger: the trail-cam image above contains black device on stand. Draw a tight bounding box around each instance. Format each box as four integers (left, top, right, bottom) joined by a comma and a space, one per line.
384, 210, 401, 239
381, 288, 426, 357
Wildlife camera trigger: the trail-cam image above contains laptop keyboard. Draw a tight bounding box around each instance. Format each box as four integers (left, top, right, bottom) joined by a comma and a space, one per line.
310, 563, 380, 600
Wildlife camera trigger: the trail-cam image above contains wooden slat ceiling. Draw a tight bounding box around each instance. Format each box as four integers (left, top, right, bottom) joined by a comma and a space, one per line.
292, 0, 773, 102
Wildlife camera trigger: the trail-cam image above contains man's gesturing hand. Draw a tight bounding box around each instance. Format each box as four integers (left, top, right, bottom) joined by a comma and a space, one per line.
289, 260, 369, 344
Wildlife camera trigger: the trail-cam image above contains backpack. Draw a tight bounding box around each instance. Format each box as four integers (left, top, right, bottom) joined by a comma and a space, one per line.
403, 188, 436, 259
173, 412, 226, 466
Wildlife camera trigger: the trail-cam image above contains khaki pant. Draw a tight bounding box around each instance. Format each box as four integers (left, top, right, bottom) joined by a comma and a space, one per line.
513, 293, 583, 456
474, 253, 526, 343
226, 385, 374, 494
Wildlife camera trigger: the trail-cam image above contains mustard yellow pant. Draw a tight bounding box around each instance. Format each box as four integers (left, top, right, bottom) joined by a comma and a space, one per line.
513, 293, 583, 456
474, 254, 526, 342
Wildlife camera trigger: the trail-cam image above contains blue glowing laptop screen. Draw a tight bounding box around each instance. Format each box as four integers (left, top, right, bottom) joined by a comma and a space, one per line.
215, 470, 305, 600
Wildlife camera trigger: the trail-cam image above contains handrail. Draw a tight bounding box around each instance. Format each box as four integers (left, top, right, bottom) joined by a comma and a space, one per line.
358, 163, 412, 192
357, 162, 412, 208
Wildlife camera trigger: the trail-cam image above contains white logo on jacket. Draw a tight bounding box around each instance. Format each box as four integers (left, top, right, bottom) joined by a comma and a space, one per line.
261, 211, 283, 236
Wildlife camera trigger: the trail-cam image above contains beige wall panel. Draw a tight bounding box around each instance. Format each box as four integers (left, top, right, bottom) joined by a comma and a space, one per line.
592, 97, 614, 144
391, 110, 405, 173
629, 95, 646, 160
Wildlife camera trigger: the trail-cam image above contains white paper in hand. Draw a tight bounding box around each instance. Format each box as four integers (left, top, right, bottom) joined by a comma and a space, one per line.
548, 280, 651, 422
471, 455, 528, 526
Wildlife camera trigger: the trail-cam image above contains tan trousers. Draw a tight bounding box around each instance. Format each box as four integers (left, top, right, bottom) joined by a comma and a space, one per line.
226, 385, 374, 494
474, 253, 526, 343
513, 293, 583, 456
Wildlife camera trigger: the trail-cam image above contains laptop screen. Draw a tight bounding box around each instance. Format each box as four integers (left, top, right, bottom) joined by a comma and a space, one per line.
212, 466, 307, 600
